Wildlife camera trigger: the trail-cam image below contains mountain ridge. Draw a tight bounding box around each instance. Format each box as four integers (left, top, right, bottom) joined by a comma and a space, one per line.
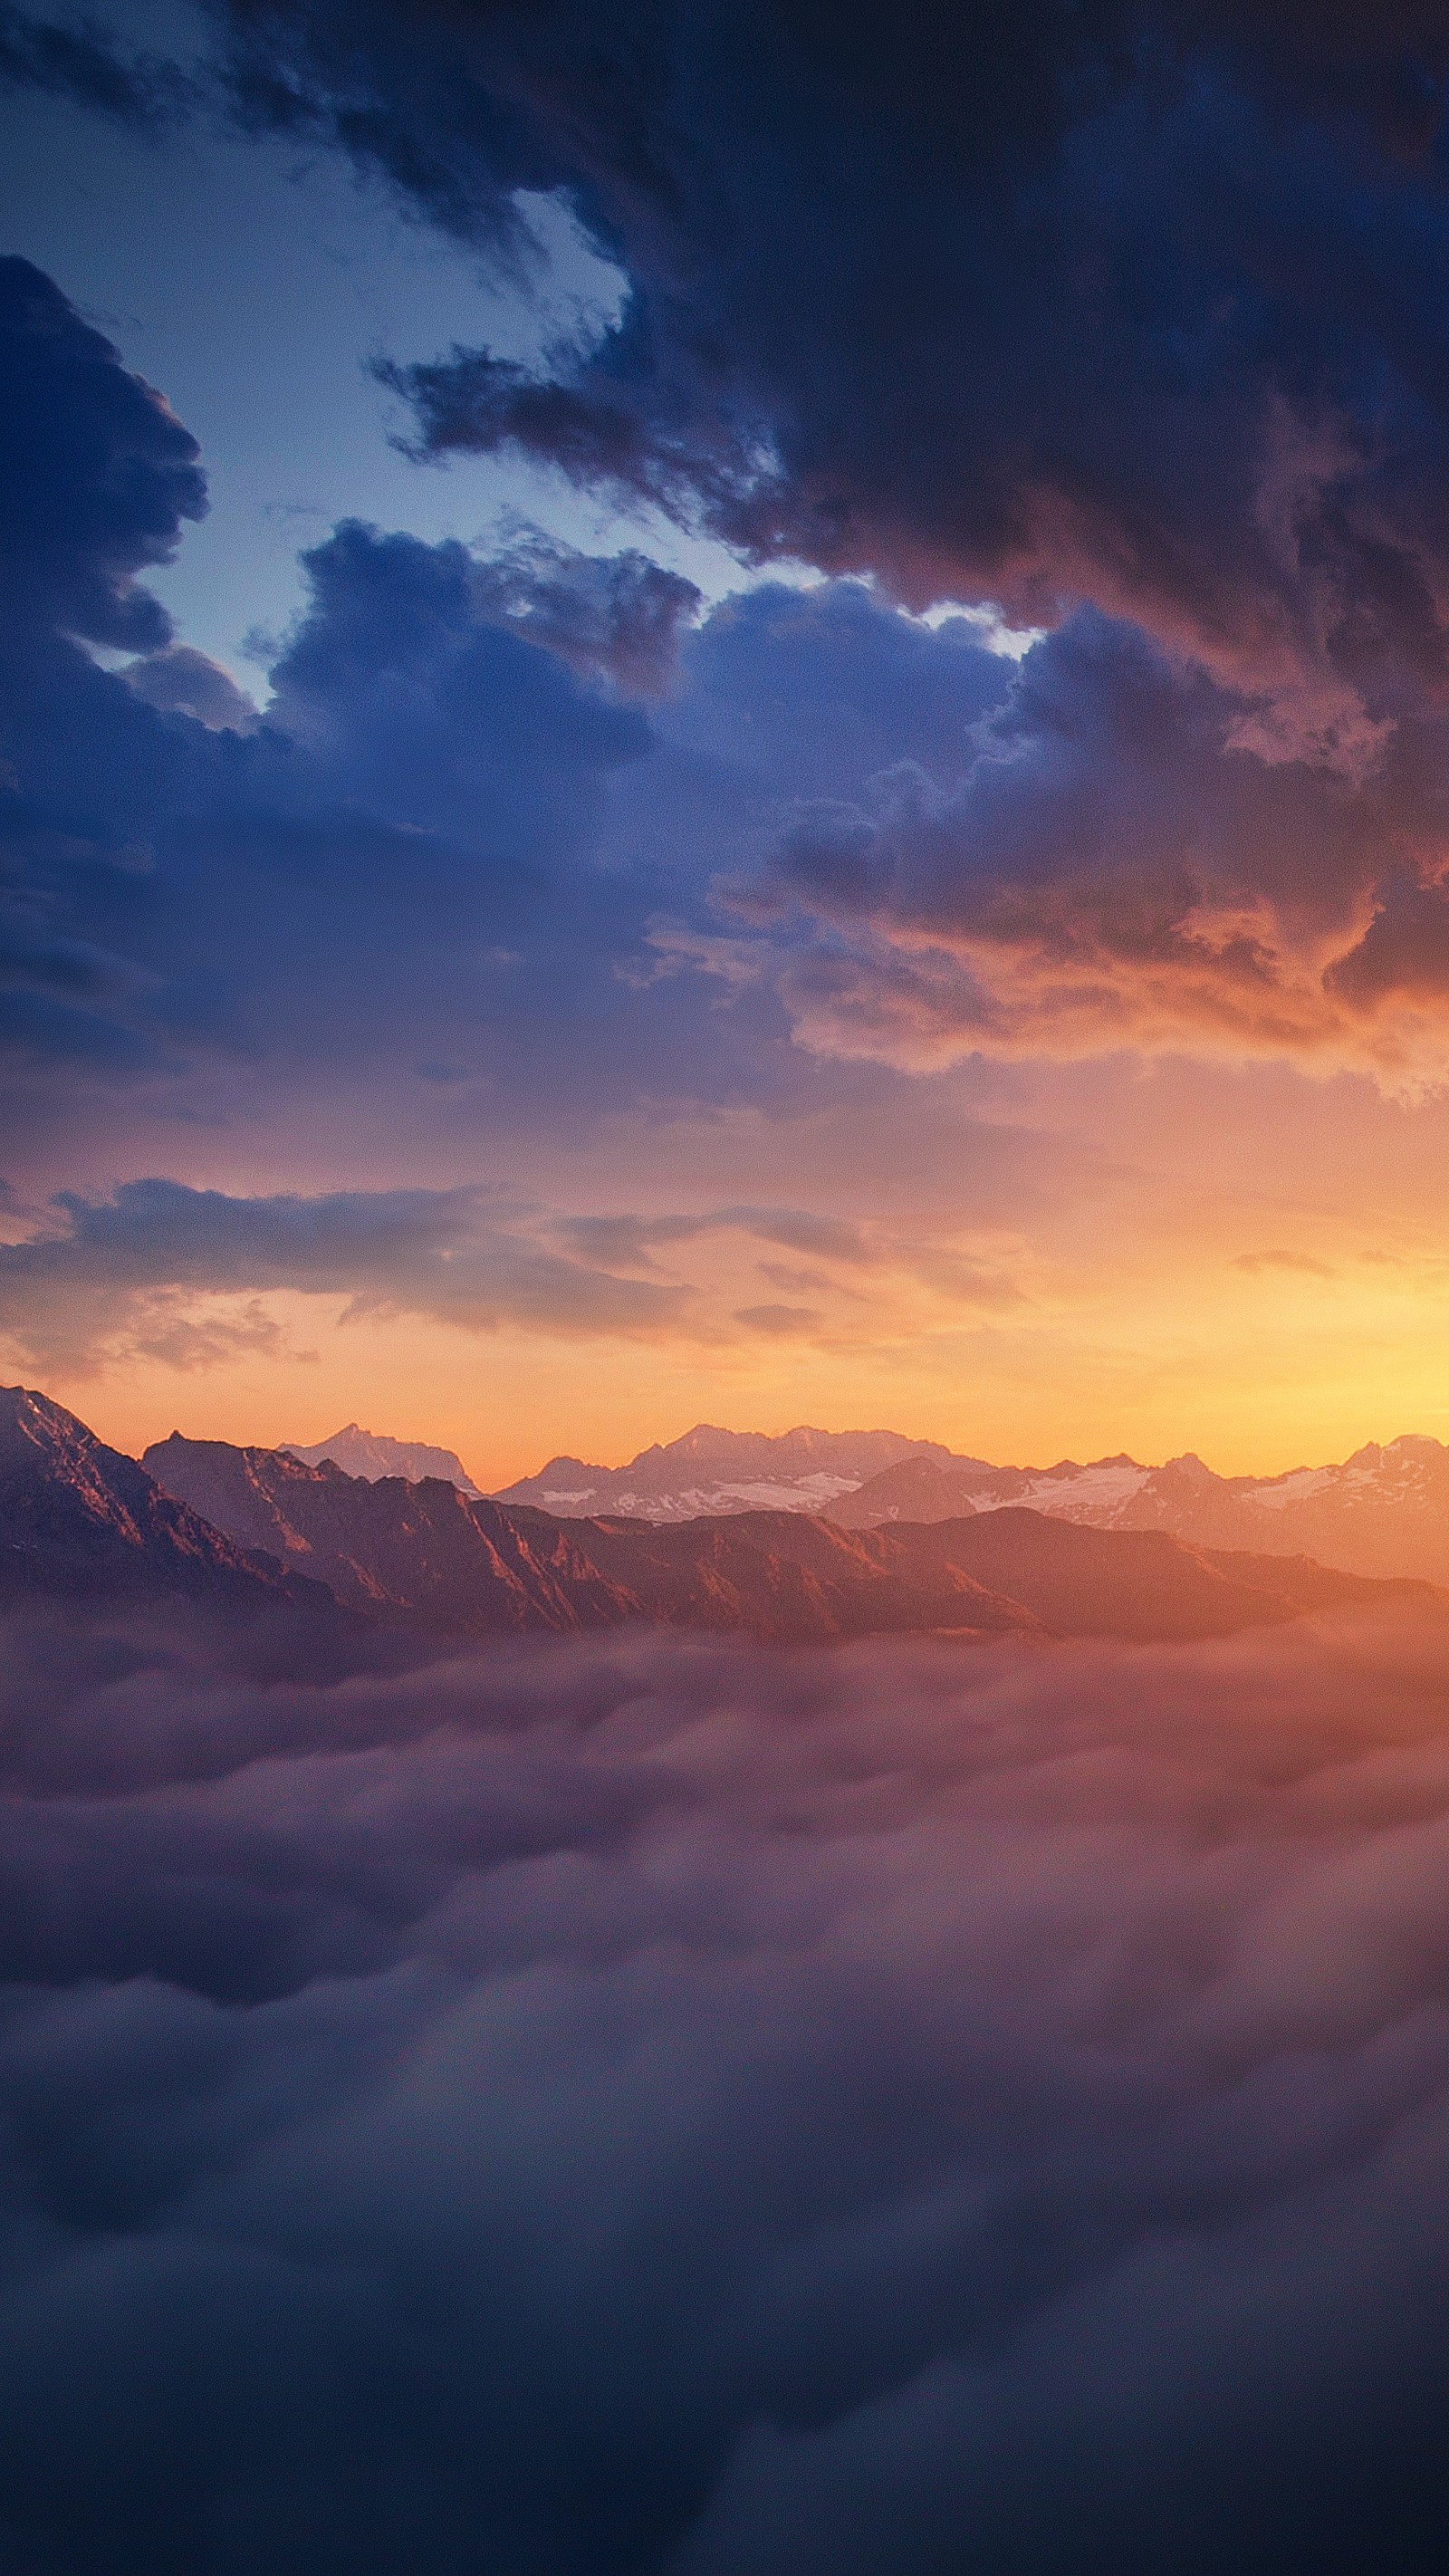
485, 1418, 1449, 1586
0, 1388, 325, 1614
828, 1433, 1449, 1582
140, 1426, 1439, 1647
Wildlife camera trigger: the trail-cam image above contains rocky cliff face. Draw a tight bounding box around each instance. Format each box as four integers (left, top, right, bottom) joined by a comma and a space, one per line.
0, 1389, 312, 1610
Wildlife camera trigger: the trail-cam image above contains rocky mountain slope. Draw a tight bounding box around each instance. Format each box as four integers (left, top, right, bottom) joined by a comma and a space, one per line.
0, 1389, 318, 1612
143, 1436, 633, 1633
280, 1424, 481, 1493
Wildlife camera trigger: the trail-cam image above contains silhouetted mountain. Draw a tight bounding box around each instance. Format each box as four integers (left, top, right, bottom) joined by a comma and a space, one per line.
281, 1424, 481, 1494
0, 1388, 317, 1612
494, 1422, 955, 1521
831, 1435, 1449, 1584
142, 1432, 1435, 1647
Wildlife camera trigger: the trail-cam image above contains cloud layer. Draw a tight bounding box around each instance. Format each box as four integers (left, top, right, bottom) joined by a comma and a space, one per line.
202, 3, 1449, 715
13, 235, 1449, 1145
4, 1610, 1449, 2565
0, 1179, 691, 1370
159, 0, 1449, 1077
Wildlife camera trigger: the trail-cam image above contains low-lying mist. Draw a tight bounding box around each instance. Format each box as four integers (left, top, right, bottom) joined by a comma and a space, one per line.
4, 1608, 1449, 2571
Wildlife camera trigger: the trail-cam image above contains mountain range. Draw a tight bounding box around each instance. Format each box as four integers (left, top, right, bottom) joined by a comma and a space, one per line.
828, 1436, 1449, 1582
142, 1428, 1429, 1646
5, 1387, 1441, 1649
493, 1424, 951, 1519
494, 1420, 1449, 1588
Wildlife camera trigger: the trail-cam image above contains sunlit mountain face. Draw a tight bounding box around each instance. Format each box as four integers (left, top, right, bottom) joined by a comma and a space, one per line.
12, 2, 1449, 2565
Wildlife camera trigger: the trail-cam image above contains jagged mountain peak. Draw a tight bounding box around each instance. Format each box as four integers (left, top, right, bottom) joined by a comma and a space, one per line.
280, 1423, 482, 1495
0, 1385, 314, 1611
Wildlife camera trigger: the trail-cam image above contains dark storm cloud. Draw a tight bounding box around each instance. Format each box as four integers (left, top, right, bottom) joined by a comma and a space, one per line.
0, 4, 194, 130
167, 1, 1449, 1066
698, 608, 1449, 1073
0, 1179, 687, 1368
0, 264, 696, 1109
4, 1612, 1449, 2566
0, 255, 205, 651
209, 2, 1449, 731
14, 239, 1449, 1140
0, 261, 1033, 1138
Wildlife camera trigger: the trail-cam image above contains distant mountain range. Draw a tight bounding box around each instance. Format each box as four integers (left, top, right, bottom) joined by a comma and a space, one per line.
828, 1437, 1449, 1583
280, 1423, 481, 1493
494, 1423, 953, 1519
493, 1420, 1449, 1589
4, 1388, 1440, 1648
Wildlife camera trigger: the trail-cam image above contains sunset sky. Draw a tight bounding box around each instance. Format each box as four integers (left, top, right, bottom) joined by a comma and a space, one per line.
10, 1, 1449, 1484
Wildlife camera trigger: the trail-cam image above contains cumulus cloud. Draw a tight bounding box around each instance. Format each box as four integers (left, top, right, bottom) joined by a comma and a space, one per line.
14, 244, 1449, 1151
467, 528, 702, 695
120, 645, 259, 732
2, 1610, 1449, 2565
106, 0, 1449, 1081
694, 610, 1449, 1080
0, 274, 703, 1119
0, 255, 205, 652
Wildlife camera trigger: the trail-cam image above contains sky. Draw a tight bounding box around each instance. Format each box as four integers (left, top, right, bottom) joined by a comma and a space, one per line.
9, 1, 1449, 1482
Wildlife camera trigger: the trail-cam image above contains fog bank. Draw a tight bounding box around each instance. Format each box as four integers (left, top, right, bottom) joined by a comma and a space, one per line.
2, 1612, 1449, 2569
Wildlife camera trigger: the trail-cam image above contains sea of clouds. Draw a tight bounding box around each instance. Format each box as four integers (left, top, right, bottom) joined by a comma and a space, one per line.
3, 1610, 1449, 2570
